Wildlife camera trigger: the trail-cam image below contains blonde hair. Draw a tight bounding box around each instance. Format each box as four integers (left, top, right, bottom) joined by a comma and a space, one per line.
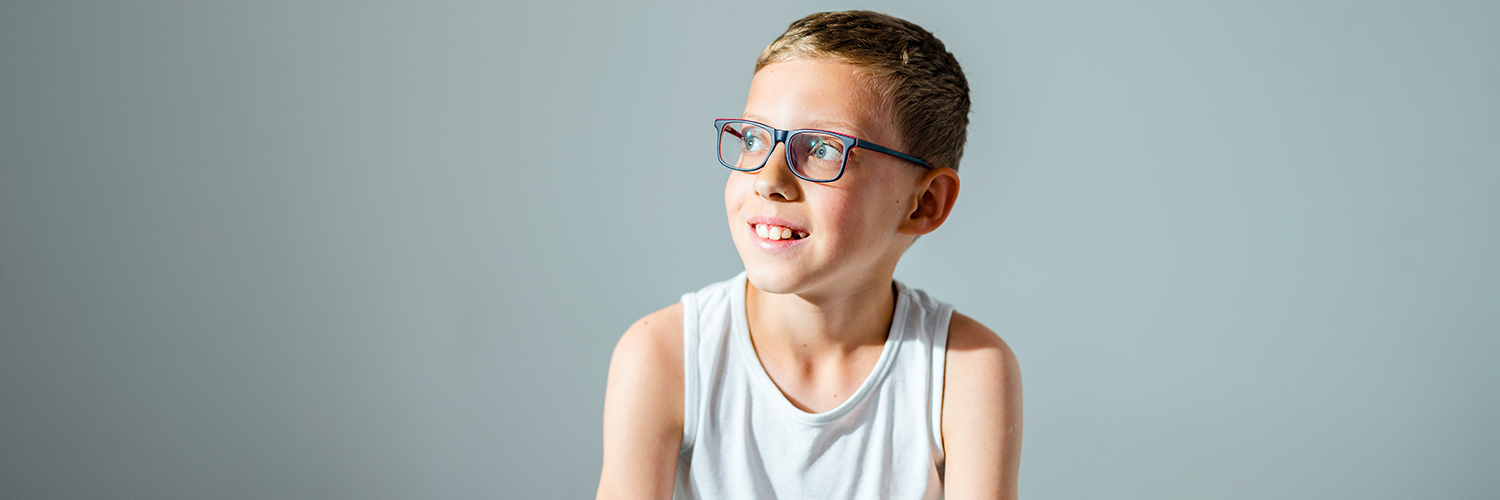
756, 11, 970, 171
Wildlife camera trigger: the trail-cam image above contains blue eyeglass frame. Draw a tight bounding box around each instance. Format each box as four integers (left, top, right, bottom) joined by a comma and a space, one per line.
714, 118, 931, 183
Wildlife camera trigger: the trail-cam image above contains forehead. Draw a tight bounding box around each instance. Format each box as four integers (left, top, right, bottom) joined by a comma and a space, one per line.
742, 58, 899, 148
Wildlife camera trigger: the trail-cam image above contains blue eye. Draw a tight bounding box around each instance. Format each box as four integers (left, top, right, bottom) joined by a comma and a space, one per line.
808, 137, 844, 161
744, 131, 768, 150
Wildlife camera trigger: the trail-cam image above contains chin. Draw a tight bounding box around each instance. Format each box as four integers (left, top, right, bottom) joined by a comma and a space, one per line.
743, 256, 842, 296
743, 266, 801, 295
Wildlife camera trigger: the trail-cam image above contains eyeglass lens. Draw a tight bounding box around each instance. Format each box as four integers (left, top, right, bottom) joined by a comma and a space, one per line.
718, 122, 848, 181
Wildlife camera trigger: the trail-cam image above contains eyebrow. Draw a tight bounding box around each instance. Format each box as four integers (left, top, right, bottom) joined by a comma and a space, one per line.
741, 114, 866, 137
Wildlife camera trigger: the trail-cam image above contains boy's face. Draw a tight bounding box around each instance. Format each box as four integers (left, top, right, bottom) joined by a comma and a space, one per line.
726, 58, 926, 297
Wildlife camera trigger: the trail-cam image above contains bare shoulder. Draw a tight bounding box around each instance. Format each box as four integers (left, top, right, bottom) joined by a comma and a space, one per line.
598, 303, 686, 499
613, 302, 685, 373
943, 311, 1021, 423
946, 311, 1019, 374
941, 311, 1023, 499
608, 303, 686, 427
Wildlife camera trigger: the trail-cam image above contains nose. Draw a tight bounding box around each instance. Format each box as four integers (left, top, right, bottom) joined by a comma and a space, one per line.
753, 143, 802, 202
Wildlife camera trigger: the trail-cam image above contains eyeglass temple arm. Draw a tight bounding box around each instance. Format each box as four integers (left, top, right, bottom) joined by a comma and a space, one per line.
853, 140, 932, 169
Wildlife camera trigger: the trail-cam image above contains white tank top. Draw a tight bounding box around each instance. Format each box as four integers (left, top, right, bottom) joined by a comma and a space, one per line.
674, 272, 953, 499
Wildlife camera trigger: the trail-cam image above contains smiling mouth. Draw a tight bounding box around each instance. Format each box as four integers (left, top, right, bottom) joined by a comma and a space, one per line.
753, 223, 809, 241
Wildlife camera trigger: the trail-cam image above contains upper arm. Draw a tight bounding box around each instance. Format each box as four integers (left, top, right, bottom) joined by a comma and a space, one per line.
597, 303, 685, 500
941, 311, 1023, 500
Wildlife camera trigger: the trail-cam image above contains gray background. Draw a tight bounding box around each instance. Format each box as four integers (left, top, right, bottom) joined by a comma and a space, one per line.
1, 1, 1495, 498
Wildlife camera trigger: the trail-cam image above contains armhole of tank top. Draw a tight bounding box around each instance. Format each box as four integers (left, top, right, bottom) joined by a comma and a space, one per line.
930, 304, 954, 463
678, 292, 699, 457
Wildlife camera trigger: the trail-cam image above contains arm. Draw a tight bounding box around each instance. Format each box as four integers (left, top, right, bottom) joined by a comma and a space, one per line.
597, 303, 685, 500
941, 312, 1024, 499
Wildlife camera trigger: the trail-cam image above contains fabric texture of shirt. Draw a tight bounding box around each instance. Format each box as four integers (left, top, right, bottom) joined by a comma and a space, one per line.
674, 272, 953, 500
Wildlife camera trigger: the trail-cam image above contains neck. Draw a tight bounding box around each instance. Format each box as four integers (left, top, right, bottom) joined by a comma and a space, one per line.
744, 272, 897, 355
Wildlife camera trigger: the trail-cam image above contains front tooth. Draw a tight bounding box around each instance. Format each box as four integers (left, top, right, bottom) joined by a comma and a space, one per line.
769, 226, 782, 240
780, 227, 792, 240
756, 224, 769, 238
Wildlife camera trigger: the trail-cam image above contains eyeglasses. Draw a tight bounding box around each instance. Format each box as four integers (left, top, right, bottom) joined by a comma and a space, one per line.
715, 118, 931, 183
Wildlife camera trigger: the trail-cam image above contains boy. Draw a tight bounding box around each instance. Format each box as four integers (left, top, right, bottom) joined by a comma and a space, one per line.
598, 11, 1021, 500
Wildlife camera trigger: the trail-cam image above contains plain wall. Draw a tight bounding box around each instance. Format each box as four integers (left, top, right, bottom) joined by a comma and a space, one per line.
1, 1, 1495, 498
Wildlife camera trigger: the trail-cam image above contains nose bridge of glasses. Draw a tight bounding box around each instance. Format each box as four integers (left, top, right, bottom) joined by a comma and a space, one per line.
769, 128, 793, 164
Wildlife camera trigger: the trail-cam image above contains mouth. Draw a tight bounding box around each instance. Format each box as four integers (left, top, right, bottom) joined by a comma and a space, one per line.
750, 222, 810, 241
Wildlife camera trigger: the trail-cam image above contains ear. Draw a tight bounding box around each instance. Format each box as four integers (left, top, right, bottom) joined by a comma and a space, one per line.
900, 166, 961, 236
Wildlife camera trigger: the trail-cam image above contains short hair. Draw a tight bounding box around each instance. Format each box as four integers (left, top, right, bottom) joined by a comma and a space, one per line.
756, 11, 970, 171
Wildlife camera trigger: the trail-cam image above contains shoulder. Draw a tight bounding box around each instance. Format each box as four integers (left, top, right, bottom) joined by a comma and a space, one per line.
945, 311, 1019, 377
598, 303, 686, 498
609, 303, 686, 403
942, 311, 1021, 421
943, 311, 1021, 414
940, 311, 1023, 498
616, 303, 684, 358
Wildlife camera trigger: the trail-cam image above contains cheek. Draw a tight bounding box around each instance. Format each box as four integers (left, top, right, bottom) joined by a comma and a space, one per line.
817, 183, 907, 244
816, 192, 879, 240
724, 173, 744, 210
725, 171, 755, 198
724, 173, 755, 235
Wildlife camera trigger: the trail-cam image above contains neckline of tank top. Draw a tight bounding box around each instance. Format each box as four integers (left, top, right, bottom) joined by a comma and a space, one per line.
730, 272, 910, 426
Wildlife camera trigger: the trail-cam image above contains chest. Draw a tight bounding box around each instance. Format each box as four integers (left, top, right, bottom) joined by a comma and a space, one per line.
749, 341, 887, 413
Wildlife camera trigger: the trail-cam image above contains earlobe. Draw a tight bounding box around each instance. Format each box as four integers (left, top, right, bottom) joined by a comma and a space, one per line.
902, 167, 960, 236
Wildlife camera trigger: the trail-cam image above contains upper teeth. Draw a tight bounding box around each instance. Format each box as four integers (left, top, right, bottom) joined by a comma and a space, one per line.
755, 224, 806, 241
